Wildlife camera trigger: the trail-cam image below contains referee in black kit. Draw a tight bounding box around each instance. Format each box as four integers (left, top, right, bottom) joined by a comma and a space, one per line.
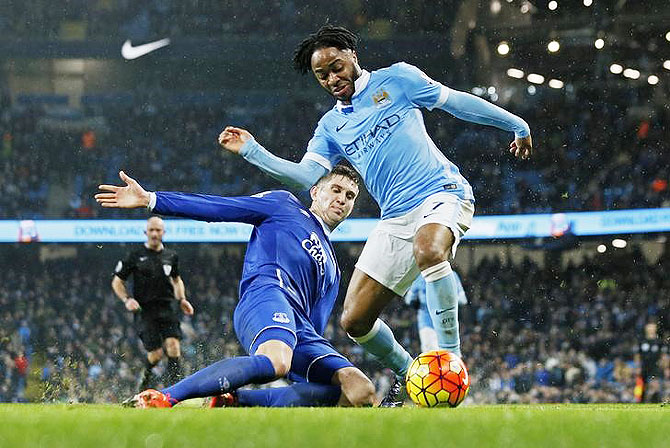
112, 216, 194, 390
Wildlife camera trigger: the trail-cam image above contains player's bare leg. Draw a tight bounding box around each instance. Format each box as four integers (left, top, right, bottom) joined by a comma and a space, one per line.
340, 269, 397, 337
332, 367, 376, 407
341, 269, 414, 406
413, 223, 462, 357
255, 339, 293, 378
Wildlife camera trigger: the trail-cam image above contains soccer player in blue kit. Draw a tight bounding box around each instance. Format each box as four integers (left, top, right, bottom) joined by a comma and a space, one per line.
218, 25, 533, 405
95, 167, 377, 408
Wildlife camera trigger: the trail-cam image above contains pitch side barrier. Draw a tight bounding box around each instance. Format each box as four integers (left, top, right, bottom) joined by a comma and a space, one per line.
3, 208, 670, 243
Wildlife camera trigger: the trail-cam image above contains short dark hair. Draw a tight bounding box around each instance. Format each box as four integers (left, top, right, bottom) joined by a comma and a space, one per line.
316, 164, 360, 188
293, 25, 360, 75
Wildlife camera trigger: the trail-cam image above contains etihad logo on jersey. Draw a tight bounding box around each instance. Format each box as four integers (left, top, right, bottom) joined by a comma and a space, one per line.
344, 113, 401, 158
372, 89, 392, 108
301, 232, 325, 275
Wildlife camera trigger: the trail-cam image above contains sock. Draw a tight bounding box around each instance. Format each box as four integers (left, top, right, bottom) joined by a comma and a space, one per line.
422, 261, 461, 357
351, 319, 413, 377
166, 357, 183, 385
237, 383, 341, 407
161, 355, 275, 404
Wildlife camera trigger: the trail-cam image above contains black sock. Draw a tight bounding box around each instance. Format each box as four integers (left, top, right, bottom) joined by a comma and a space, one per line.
144, 358, 158, 374
166, 357, 183, 385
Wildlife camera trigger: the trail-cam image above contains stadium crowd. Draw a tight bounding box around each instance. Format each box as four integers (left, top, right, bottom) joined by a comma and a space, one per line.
1, 241, 667, 404
1, 1, 459, 40
2, 81, 669, 220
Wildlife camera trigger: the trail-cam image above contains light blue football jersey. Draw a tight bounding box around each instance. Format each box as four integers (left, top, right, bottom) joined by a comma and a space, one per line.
304, 62, 474, 219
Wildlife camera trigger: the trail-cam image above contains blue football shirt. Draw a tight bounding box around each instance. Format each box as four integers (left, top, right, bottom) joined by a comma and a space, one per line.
153, 190, 340, 335
304, 62, 474, 219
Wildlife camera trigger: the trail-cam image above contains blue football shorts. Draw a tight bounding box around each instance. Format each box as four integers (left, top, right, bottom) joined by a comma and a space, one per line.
234, 281, 353, 384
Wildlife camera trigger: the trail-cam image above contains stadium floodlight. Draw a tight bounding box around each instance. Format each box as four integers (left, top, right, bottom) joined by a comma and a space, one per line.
548, 1, 558, 10
527, 85, 537, 95
491, 0, 502, 14
612, 239, 627, 249
507, 68, 525, 79
487, 86, 497, 95
497, 41, 510, 56
648, 75, 659, 85
664, 60, 670, 71
547, 40, 560, 53
527, 73, 545, 84
595, 38, 604, 49
548, 79, 564, 89
583, 0, 593, 5
623, 68, 640, 79
597, 244, 607, 253
471, 87, 485, 95
609, 63, 623, 74
666, 31, 670, 42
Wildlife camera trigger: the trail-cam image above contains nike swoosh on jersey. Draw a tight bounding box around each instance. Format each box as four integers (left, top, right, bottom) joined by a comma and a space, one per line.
435, 309, 449, 315
336, 122, 347, 132
121, 38, 171, 60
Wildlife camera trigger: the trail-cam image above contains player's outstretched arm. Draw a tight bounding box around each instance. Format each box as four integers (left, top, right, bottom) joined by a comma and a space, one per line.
218, 126, 327, 190
96, 171, 151, 208
441, 89, 533, 160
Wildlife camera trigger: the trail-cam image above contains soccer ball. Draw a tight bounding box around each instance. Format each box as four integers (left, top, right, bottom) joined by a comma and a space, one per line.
405, 350, 469, 407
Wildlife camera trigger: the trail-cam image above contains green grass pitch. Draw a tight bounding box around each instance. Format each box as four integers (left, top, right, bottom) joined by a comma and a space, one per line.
0, 403, 667, 448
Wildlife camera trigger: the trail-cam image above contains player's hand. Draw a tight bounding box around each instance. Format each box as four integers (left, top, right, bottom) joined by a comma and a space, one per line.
509, 135, 533, 160
96, 171, 151, 208
125, 298, 141, 312
218, 126, 253, 155
179, 298, 194, 316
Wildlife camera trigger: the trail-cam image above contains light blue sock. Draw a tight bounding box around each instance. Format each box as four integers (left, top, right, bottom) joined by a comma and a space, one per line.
423, 261, 461, 357
351, 319, 413, 377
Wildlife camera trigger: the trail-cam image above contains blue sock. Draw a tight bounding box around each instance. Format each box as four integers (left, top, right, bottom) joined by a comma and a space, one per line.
351, 319, 413, 377
161, 355, 275, 404
423, 261, 461, 357
237, 383, 341, 407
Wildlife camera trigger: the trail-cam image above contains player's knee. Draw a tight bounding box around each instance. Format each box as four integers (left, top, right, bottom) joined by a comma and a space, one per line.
413, 241, 449, 271
164, 338, 180, 357
349, 380, 376, 407
266, 355, 291, 378
338, 369, 376, 407
148, 348, 163, 363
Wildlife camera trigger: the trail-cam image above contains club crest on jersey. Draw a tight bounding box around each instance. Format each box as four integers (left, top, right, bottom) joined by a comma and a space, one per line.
301, 232, 325, 275
372, 89, 392, 108
272, 312, 290, 324
163, 264, 172, 276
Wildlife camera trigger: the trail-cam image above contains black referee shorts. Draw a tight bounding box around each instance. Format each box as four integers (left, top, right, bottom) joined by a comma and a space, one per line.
135, 308, 183, 352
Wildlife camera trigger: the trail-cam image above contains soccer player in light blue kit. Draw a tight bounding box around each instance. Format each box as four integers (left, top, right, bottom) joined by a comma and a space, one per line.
404, 272, 467, 353
218, 25, 533, 405
96, 167, 377, 408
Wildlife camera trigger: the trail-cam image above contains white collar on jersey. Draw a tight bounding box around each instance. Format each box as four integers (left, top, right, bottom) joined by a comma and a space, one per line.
336, 69, 370, 112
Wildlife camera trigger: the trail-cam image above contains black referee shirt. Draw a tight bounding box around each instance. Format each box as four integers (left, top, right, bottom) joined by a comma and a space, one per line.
114, 245, 180, 308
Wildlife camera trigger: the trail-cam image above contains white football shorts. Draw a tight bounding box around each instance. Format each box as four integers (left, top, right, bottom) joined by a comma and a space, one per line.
355, 192, 474, 296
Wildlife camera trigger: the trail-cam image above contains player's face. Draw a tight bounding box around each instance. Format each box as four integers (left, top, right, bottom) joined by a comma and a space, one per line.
145, 217, 165, 248
310, 175, 359, 230
311, 47, 361, 102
